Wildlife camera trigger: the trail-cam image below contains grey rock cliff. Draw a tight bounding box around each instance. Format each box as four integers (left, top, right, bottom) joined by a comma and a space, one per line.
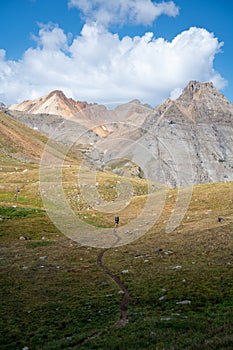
91, 80, 233, 187
133, 81, 233, 186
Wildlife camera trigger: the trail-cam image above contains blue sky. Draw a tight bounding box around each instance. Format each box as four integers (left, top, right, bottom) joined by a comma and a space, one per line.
0, 0, 233, 106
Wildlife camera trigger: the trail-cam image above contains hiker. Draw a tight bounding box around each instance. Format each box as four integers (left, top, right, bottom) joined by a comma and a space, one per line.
15, 186, 20, 200
115, 215, 119, 227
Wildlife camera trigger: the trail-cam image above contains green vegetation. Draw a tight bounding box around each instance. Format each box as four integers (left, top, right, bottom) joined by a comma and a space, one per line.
25, 241, 55, 248
0, 164, 233, 349
0, 207, 45, 218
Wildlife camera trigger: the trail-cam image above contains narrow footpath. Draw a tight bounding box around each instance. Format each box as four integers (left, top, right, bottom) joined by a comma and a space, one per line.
73, 230, 130, 347
97, 248, 129, 327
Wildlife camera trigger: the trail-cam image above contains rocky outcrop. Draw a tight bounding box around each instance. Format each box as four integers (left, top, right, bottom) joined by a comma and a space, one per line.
132, 81, 233, 186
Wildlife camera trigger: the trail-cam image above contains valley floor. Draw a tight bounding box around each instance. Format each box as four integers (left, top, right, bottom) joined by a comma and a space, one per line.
0, 165, 233, 349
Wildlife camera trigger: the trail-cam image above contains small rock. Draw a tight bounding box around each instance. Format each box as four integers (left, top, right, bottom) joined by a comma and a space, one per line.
19, 236, 26, 241
155, 247, 163, 252
172, 265, 182, 269
218, 217, 224, 223
176, 300, 191, 305
39, 256, 47, 260
160, 317, 172, 321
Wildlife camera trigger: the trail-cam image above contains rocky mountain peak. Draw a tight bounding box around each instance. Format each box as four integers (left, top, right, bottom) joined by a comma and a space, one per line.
47, 90, 67, 99
167, 80, 233, 124
177, 80, 229, 106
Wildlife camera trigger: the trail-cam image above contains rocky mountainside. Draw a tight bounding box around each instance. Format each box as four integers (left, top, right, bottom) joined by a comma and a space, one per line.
7, 92, 152, 146
9, 90, 113, 137
88, 81, 233, 187
9, 90, 93, 119
7, 109, 100, 147
0, 109, 78, 166
6, 80, 233, 187
140, 80, 233, 186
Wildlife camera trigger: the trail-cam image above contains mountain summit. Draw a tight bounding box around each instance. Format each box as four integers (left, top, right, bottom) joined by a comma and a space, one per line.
9, 90, 114, 136
135, 80, 233, 186
9, 90, 94, 119
174, 80, 233, 122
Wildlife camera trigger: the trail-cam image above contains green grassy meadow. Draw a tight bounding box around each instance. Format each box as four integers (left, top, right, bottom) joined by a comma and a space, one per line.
0, 163, 233, 349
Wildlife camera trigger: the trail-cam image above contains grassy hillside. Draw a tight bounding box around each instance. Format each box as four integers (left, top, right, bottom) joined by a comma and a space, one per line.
0, 111, 48, 164
0, 159, 233, 349
0, 111, 78, 167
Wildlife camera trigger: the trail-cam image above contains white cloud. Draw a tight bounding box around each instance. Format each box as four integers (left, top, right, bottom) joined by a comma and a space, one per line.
68, 0, 179, 26
32, 23, 69, 51
0, 23, 226, 106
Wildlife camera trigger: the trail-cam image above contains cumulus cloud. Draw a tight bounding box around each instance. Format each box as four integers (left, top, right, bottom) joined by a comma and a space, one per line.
31, 23, 70, 51
0, 23, 226, 106
68, 0, 179, 26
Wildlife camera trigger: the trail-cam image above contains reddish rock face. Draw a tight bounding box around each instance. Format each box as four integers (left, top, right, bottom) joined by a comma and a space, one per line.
9, 89, 94, 119
8, 90, 109, 136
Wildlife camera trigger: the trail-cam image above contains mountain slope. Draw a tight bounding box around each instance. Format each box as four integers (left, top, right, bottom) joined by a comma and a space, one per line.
9, 90, 113, 135
6, 81, 233, 187
8, 91, 153, 137
0, 111, 73, 164
7, 109, 100, 147
140, 80, 233, 186
91, 81, 233, 187
0, 111, 49, 164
